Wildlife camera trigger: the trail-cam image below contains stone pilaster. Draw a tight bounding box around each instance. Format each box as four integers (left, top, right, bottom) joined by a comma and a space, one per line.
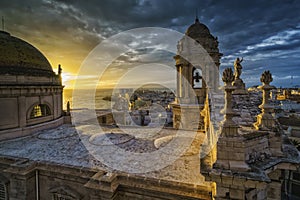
4, 160, 37, 200
18, 96, 26, 128
254, 70, 276, 130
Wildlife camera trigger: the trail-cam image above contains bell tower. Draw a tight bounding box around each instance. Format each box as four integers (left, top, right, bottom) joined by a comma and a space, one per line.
171, 17, 222, 130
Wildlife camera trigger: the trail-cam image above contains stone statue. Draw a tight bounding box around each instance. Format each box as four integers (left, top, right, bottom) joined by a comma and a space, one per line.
232, 57, 247, 94
234, 57, 243, 80
58, 64, 62, 75
66, 101, 70, 113
113, 95, 129, 111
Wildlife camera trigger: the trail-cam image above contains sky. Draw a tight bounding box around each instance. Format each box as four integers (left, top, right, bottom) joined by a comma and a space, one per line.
1, 0, 300, 89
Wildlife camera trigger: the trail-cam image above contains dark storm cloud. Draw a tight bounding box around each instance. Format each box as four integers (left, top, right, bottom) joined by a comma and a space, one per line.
1, 0, 299, 87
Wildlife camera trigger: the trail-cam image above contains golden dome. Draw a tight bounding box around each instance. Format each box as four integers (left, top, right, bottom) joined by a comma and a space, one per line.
0, 31, 54, 76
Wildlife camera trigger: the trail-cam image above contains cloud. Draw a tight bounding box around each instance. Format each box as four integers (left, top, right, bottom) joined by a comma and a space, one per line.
1, 0, 300, 87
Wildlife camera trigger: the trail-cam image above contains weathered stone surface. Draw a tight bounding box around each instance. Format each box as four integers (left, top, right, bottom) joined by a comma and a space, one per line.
229, 188, 245, 200
232, 78, 247, 95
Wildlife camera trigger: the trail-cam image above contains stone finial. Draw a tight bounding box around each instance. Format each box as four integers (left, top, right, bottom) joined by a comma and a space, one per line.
260, 70, 273, 85
221, 68, 238, 137
254, 70, 275, 130
214, 69, 250, 172
222, 68, 234, 84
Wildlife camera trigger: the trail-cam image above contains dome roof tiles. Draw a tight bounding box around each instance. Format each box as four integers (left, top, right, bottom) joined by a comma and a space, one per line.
0, 31, 54, 76
185, 18, 213, 40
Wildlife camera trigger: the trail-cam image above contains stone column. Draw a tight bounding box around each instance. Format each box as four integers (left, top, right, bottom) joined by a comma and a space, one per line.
211, 69, 250, 200
215, 68, 249, 171
254, 70, 275, 130
179, 65, 183, 99
176, 65, 181, 101
183, 65, 189, 99
220, 68, 239, 137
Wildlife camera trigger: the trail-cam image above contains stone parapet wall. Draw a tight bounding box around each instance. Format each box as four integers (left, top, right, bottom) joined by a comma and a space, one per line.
0, 157, 213, 200
0, 85, 63, 97
0, 74, 61, 86
0, 117, 64, 140
0, 84, 63, 133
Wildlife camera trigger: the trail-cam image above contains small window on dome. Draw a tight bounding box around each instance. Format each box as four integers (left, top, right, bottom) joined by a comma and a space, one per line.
30, 104, 51, 118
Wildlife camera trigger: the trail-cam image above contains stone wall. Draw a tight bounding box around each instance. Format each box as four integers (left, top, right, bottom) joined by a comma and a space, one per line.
0, 97, 18, 129
0, 74, 61, 86
0, 85, 63, 139
0, 157, 213, 200
0, 117, 64, 140
171, 103, 204, 130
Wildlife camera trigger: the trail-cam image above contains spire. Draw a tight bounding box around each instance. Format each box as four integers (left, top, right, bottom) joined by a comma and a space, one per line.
195, 9, 199, 23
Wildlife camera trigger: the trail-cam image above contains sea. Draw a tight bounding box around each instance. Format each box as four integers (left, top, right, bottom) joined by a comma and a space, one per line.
63, 87, 174, 110
63, 89, 113, 110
